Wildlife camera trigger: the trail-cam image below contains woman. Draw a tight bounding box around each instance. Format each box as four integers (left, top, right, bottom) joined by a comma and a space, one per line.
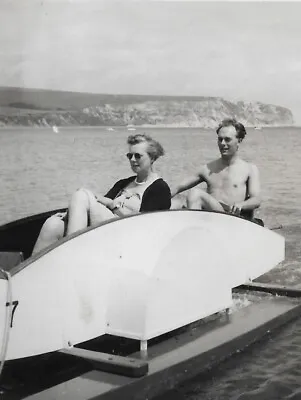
32, 133, 171, 254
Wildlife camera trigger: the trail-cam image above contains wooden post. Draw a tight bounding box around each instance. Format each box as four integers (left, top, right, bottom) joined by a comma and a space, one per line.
140, 340, 148, 359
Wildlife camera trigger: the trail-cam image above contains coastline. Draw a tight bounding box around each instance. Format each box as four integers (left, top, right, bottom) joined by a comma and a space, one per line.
0, 124, 298, 130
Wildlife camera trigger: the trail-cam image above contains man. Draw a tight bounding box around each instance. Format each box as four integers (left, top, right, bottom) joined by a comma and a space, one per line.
171, 118, 261, 220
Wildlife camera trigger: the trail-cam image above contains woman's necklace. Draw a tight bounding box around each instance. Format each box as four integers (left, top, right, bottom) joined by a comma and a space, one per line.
134, 177, 147, 185
134, 172, 157, 185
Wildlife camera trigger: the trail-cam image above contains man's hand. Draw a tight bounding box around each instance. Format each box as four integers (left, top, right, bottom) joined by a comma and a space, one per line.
230, 203, 243, 216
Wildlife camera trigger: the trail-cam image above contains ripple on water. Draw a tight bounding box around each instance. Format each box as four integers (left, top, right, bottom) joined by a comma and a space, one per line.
177, 316, 301, 400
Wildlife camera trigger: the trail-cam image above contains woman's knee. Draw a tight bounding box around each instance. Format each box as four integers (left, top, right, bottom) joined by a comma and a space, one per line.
32, 215, 65, 254
71, 188, 95, 207
72, 187, 89, 201
40, 215, 65, 240
187, 188, 204, 202
187, 188, 209, 209
171, 196, 186, 209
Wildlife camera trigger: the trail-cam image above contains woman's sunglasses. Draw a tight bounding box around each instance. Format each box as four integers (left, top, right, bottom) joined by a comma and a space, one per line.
126, 152, 143, 161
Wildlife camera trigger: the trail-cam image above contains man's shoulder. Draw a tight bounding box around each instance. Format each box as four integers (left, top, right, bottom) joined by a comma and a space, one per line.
204, 158, 222, 172
235, 159, 259, 181
194, 159, 220, 179
241, 159, 258, 172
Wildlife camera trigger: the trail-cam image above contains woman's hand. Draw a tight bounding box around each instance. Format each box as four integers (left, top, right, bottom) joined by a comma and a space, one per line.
95, 195, 114, 209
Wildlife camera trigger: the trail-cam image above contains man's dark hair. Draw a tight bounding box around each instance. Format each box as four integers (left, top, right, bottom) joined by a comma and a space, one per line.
216, 118, 247, 141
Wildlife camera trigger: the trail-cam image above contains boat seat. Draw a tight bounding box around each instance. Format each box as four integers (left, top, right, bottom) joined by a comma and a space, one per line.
240, 209, 264, 226
0, 251, 24, 272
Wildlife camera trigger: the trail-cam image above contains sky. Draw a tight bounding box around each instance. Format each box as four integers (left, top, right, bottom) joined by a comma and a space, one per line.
1, 0, 301, 123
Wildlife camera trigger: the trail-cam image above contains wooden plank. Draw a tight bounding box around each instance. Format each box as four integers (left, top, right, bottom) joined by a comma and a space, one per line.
236, 281, 301, 298
59, 347, 148, 378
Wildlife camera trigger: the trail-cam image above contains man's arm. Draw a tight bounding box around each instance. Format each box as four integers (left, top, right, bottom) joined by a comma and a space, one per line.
232, 164, 261, 212
171, 169, 205, 198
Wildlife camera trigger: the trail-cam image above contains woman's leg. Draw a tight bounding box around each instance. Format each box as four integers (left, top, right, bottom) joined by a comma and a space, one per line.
187, 188, 225, 212
32, 189, 115, 254
32, 214, 65, 255
66, 188, 115, 235
170, 195, 187, 209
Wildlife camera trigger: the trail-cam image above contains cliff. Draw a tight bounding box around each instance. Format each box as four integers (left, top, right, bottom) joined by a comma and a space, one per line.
0, 87, 294, 128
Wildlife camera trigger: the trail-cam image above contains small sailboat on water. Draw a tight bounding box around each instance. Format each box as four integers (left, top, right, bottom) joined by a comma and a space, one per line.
127, 124, 136, 131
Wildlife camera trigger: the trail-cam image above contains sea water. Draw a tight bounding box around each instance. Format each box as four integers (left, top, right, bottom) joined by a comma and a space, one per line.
0, 126, 301, 399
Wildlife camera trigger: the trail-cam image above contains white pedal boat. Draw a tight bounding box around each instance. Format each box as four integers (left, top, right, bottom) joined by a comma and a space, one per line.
0, 209, 284, 361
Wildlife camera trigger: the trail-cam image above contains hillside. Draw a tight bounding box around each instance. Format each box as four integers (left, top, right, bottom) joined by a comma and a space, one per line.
0, 87, 294, 128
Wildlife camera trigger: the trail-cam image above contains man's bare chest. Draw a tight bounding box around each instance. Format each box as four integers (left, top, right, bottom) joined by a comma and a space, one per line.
206, 167, 248, 189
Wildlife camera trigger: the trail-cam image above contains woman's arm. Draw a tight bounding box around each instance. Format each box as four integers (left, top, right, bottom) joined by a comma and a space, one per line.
95, 195, 114, 209
97, 176, 136, 212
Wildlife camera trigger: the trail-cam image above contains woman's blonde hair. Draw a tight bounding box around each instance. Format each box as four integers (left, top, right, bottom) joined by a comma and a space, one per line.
127, 134, 165, 161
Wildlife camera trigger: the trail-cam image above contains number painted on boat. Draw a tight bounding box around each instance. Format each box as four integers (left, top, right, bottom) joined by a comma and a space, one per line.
5, 300, 19, 328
